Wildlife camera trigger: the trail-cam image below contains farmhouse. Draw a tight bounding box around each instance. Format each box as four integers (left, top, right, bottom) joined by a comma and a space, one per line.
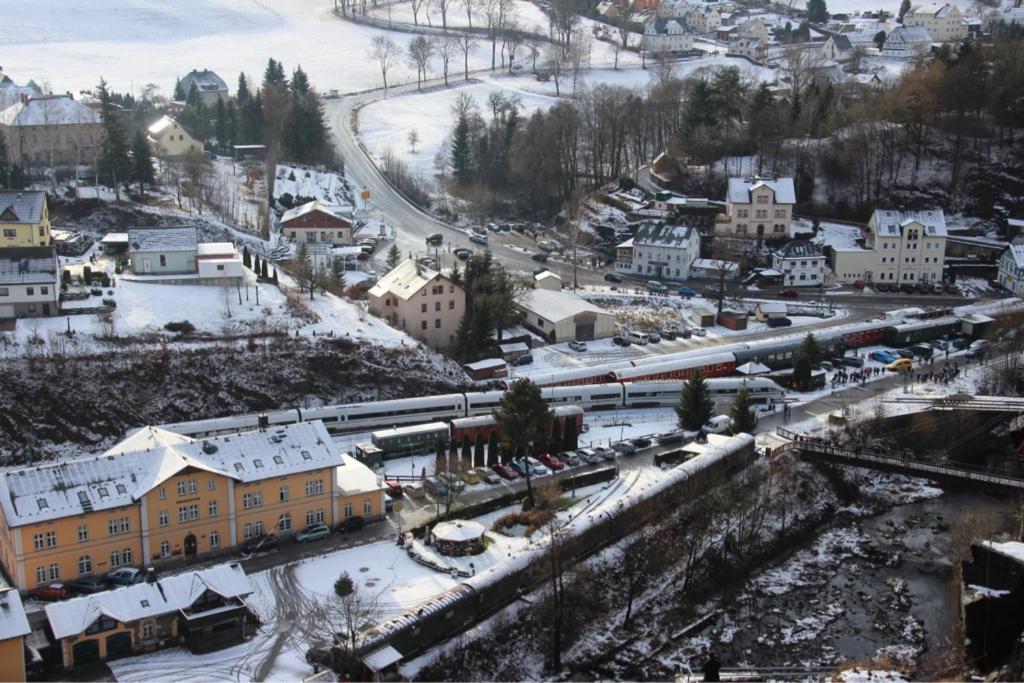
0, 95, 102, 169
280, 199, 355, 246
882, 26, 933, 57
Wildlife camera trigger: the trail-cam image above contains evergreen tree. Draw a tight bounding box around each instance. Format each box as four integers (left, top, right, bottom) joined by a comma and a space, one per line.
130, 131, 155, 195
799, 332, 822, 367
385, 244, 402, 272
271, 268, 278, 285
96, 79, 131, 196
214, 98, 227, 152
730, 386, 758, 435
173, 78, 186, 101
474, 434, 485, 467
262, 259, 270, 280
449, 437, 459, 462
806, 0, 829, 23
487, 432, 499, 465
435, 438, 447, 471
187, 82, 201, 109
494, 379, 554, 509
237, 73, 250, 103
549, 419, 563, 454
254, 253, 262, 274
263, 58, 287, 88
676, 370, 714, 431
898, 0, 911, 22
451, 114, 474, 185
450, 262, 462, 286
563, 418, 578, 450
0, 128, 11, 189
243, 246, 252, 269
793, 355, 812, 384
225, 100, 239, 151
332, 256, 346, 290
291, 66, 310, 97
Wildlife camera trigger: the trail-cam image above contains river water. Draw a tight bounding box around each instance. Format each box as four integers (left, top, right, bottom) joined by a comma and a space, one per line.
702, 490, 1017, 673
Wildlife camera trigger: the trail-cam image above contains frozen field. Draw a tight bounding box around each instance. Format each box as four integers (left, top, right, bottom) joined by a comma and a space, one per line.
0, 0, 493, 96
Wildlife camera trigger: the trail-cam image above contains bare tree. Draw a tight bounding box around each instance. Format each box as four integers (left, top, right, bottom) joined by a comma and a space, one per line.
369, 35, 402, 90
407, 35, 434, 90
567, 31, 592, 93
780, 45, 822, 102
436, 35, 460, 85
462, 0, 476, 29
615, 16, 632, 49
408, 129, 420, 152
457, 33, 479, 80
435, 0, 453, 31
502, 19, 525, 72
182, 149, 213, 214
705, 238, 745, 319
410, 0, 428, 25
434, 450, 468, 517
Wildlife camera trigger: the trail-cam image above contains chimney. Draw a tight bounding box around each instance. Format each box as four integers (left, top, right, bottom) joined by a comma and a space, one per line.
146, 567, 157, 583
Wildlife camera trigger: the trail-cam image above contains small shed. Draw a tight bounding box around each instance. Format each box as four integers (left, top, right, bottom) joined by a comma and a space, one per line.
754, 301, 787, 321
718, 310, 747, 331
959, 313, 995, 338
693, 308, 716, 327
736, 361, 770, 376
100, 232, 129, 255
498, 342, 530, 362
535, 271, 562, 291
233, 144, 266, 160
463, 358, 508, 382
431, 520, 486, 556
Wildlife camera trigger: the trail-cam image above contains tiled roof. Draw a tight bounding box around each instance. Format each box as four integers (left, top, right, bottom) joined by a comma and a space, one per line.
887, 25, 933, 44
180, 69, 228, 93
127, 226, 198, 253
0, 247, 58, 286
0, 190, 46, 224
727, 177, 796, 204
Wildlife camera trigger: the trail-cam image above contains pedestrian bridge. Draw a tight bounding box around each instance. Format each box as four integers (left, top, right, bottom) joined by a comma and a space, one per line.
881, 394, 1024, 412
775, 428, 1024, 494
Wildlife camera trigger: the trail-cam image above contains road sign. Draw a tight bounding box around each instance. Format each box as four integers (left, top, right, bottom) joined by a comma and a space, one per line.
361, 190, 371, 200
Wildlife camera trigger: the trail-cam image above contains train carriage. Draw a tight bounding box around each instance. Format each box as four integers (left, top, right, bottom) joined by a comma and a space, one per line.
608, 352, 737, 383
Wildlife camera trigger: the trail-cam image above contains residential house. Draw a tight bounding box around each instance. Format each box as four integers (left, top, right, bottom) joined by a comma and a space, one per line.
819, 34, 854, 61
0, 191, 51, 247
127, 226, 198, 275
45, 563, 255, 669
178, 70, 229, 107
689, 258, 740, 281
643, 19, 694, 53
0, 247, 60, 319
517, 288, 616, 342
772, 240, 826, 287
656, 0, 692, 18
716, 176, 796, 238
280, 199, 354, 246
0, 95, 102, 169
0, 70, 41, 110
146, 115, 200, 158
535, 270, 563, 291
737, 18, 769, 42
903, 2, 967, 42
0, 421, 384, 591
0, 588, 29, 682
882, 26, 933, 57
729, 36, 766, 61
828, 209, 947, 284
717, 24, 738, 40
753, 301, 787, 321
196, 242, 244, 280
367, 259, 465, 350
615, 222, 700, 281
997, 241, 1024, 296
685, 4, 722, 32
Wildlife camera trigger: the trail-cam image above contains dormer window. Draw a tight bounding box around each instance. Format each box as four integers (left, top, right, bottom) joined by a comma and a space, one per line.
140, 600, 149, 608
301, 450, 312, 461
98, 487, 109, 498
273, 455, 284, 465
116, 484, 127, 495
234, 463, 244, 473
254, 459, 264, 469
37, 498, 48, 510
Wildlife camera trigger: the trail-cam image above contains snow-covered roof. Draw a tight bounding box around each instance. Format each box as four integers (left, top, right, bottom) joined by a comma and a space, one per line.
196, 242, 237, 256
0, 422, 340, 527
0, 75, 41, 111
692, 258, 739, 272
0, 95, 100, 127
372, 422, 448, 440
909, 2, 954, 17
886, 25, 933, 45
535, 271, 562, 284
363, 645, 403, 673
736, 361, 770, 375
369, 259, 453, 301
280, 199, 353, 226
617, 237, 634, 249
180, 69, 228, 94
464, 358, 506, 371
0, 190, 46, 224
499, 342, 529, 354
100, 232, 128, 244
0, 588, 30, 641
774, 240, 823, 259
518, 289, 611, 324
756, 302, 787, 314
727, 176, 796, 205
432, 520, 486, 543
633, 222, 697, 249
147, 114, 188, 139
45, 562, 252, 640
870, 209, 946, 237
127, 226, 199, 253
1003, 242, 1024, 269
334, 453, 383, 497
980, 540, 1024, 565
0, 247, 58, 286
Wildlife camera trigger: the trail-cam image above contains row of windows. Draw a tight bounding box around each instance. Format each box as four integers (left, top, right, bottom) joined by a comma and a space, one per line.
421, 284, 456, 296
420, 318, 443, 330
421, 300, 456, 313
734, 224, 786, 235
158, 531, 220, 558
0, 286, 52, 297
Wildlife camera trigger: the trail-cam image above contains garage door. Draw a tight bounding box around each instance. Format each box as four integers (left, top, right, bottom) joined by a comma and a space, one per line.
105, 632, 133, 661
72, 639, 100, 666
0, 305, 14, 320
573, 312, 597, 341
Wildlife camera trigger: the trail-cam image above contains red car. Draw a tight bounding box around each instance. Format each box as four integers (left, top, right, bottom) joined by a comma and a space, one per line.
538, 453, 565, 471
779, 288, 799, 298
491, 462, 520, 480
29, 583, 70, 601
384, 480, 404, 498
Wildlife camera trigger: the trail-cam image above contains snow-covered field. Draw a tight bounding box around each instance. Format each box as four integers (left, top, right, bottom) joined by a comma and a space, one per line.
0, 0, 494, 96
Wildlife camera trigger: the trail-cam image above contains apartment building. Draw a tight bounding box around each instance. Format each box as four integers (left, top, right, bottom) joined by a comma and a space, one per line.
828, 209, 947, 284
642, 18, 695, 53
903, 2, 967, 43
772, 240, 826, 287
368, 259, 466, 351
0, 95, 102, 169
716, 176, 796, 238
615, 221, 701, 281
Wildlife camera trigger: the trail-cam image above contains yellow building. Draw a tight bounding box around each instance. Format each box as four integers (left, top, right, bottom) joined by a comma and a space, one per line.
146, 115, 200, 159
0, 421, 385, 591
0, 587, 30, 682
0, 191, 51, 247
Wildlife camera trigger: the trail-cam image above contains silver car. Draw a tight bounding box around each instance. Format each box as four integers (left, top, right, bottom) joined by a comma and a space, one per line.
575, 448, 602, 465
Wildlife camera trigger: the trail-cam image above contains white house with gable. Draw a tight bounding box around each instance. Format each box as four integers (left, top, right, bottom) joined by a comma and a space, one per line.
615, 222, 700, 281
716, 176, 796, 238
904, 3, 967, 43
882, 26, 933, 57
997, 241, 1024, 296
772, 240, 826, 287
643, 19, 694, 53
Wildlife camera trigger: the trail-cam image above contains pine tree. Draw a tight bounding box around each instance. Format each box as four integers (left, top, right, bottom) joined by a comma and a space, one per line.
214, 98, 227, 152
474, 434, 485, 467
130, 131, 155, 194
263, 58, 287, 88
487, 432, 499, 464
898, 0, 911, 22
435, 438, 447, 473
291, 66, 310, 97
793, 355, 812, 384
450, 262, 462, 286
549, 419, 563, 454
385, 244, 402, 272
271, 268, 278, 285
730, 386, 758, 435
242, 246, 252, 269
262, 260, 270, 280
253, 253, 261, 274
563, 418, 578, 451
332, 256, 346, 290
806, 0, 829, 24
96, 79, 131, 197
676, 370, 714, 431
451, 114, 473, 186
0, 128, 10, 189
173, 78, 186, 101
461, 437, 472, 466
237, 73, 250, 103
799, 333, 822, 367
494, 379, 554, 509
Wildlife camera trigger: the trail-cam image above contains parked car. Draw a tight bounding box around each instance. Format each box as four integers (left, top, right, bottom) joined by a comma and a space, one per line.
242, 533, 280, 555
575, 448, 602, 465
460, 469, 481, 485
426, 233, 443, 244
476, 467, 501, 485
701, 415, 734, 435
886, 358, 913, 372
469, 233, 488, 245
660, 328, 677, 340
647, 281, 668, 294
296, 523, 332, 543
455, 248, 472, 261
655, 430, 687, 445
631, 437, 652, 449
29, 583, 71, 601
604, 272, 623, 283
677, 328, 693, 339
538, 453, 565, 471
931, 283, 945, 294
591, 445, 616, 461
853, 280, 866, 289
513, 354, 534, 366
677, 286, 698, 298
952, 336, 972, 350
969, 339, 990, 351
491, 462, 520, 480
424, 477, 449, 497
910, 343, 934, 359
831, 355, 865, 368
339, 516, 365, 533
899, 283, 916, 294
404, 481, 426, 498
66, 576, 107, 595
870, 350, 900, 364
930, 339, 949, 351
538, 240, 557, 252
895, 348, 915, 359
691, 327, 707, 337
779, 288, 799, 298
945, 283, 961, 295
767, 316, 792, 328
512, 457, 549, 477
611, 441, 636, 455
568, 340, 587, 352
647, 332, 662, 343
558, 451, 582, 467
626, 331, 650, 345
531, 253, 548, 263
105, 567, 145, 586
611, 335, 632, 347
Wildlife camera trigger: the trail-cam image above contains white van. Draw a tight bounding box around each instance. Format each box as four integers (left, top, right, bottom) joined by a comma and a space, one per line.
701, 415, 734, 435
626, 331, 650, 345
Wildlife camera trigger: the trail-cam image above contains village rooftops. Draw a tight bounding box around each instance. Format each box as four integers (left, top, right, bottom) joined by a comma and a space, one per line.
887, 25, 933, 43
146, 114, 189, 138
727, 176, 796, 204
632, 222, 697, 248
196, 242, 237, 256
45, 562, 252, 640
909, 2, 955, 16
368, 259, 447, 301
871, 209, 947, 237
127, 226, 199, 252
0, 421, 341, 527
280, 199, 354, 225
0, 588, 29, 641
0, 190, 46, 224
0, 94, 100, 127
0, 247, 58, 286
774, 240, 823, 259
